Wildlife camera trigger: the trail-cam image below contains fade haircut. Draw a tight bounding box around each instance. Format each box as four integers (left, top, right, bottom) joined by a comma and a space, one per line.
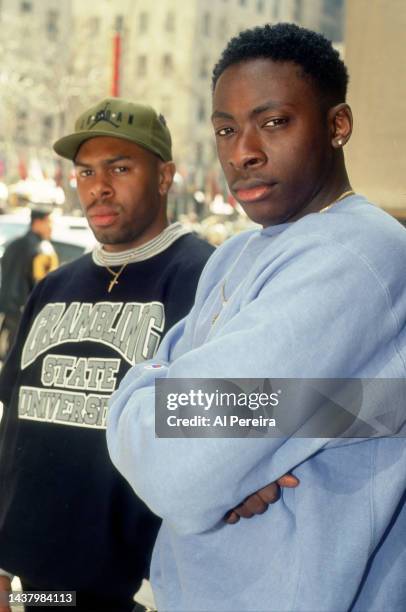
212, 23, 348, 109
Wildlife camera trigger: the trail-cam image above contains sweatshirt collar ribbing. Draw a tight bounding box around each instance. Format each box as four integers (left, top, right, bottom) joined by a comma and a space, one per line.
92, 222, 190, 267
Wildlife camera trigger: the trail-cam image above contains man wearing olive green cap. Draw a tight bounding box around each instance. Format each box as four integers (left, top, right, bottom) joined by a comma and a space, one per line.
0, 97, 214, 611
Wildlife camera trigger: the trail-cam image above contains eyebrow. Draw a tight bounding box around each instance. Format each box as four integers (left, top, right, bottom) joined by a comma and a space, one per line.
74, 155, 133, 167
211, 100, 287, 122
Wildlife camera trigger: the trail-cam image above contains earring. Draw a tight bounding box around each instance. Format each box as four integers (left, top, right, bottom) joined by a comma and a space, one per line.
337, 138, 344, 146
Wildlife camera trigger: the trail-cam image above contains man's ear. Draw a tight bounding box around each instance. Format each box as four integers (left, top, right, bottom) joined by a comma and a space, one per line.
158, 161, 176, 196
328, 103, 353, 149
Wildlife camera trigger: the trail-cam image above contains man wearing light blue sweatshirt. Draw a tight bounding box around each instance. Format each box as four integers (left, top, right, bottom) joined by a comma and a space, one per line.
107, 24, 406, 612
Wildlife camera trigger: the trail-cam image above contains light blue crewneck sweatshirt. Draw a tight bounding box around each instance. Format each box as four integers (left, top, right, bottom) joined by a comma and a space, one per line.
107, 195, 406, 612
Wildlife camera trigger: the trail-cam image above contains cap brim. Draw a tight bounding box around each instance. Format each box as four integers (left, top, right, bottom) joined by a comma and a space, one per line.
53, 130, 170, 161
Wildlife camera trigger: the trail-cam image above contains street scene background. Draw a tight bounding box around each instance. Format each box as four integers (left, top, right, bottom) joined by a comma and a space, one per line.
1, 0, 404, 248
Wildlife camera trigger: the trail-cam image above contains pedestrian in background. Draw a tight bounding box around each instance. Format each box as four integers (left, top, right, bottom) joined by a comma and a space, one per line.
0, 207, 58, 360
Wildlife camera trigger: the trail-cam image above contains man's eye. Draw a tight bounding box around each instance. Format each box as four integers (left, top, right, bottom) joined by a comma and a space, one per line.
112, 166, 129, 174
264, 117, 287, 128
78, 169, 92, 178
215, 127, 234, 137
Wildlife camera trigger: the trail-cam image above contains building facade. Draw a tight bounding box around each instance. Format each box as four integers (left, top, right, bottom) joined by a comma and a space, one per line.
345, 0, 406, 215
0, 0, 72, 187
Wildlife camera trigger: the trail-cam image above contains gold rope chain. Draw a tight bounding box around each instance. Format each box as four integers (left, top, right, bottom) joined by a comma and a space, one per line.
211, 189, 355, 325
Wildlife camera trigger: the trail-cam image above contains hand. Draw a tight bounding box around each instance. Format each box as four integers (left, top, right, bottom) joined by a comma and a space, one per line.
224, 474, 300, 524
0, 575, 11, 612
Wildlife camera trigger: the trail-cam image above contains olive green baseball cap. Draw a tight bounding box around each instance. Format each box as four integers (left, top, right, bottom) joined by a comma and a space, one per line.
53, 97, 172, 161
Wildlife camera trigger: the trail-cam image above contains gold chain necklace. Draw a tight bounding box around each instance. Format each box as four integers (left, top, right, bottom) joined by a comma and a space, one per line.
99, 250, 130, 293
211, 189, 355, 325
319, 189, 355, 213
105, 263, 128, 293
211, 284, 228, 325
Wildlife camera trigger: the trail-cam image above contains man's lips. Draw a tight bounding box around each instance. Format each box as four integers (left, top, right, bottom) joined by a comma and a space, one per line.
88, 206, 119, 228
232, 180, 276, 203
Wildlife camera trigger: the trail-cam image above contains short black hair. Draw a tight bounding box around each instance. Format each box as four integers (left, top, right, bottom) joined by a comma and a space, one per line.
212, 23, 348, 107
30, 206, 52, 224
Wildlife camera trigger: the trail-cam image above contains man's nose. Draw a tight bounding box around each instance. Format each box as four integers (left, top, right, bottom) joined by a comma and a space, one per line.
89, 174, 114, 199
228, 129, 267, 171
